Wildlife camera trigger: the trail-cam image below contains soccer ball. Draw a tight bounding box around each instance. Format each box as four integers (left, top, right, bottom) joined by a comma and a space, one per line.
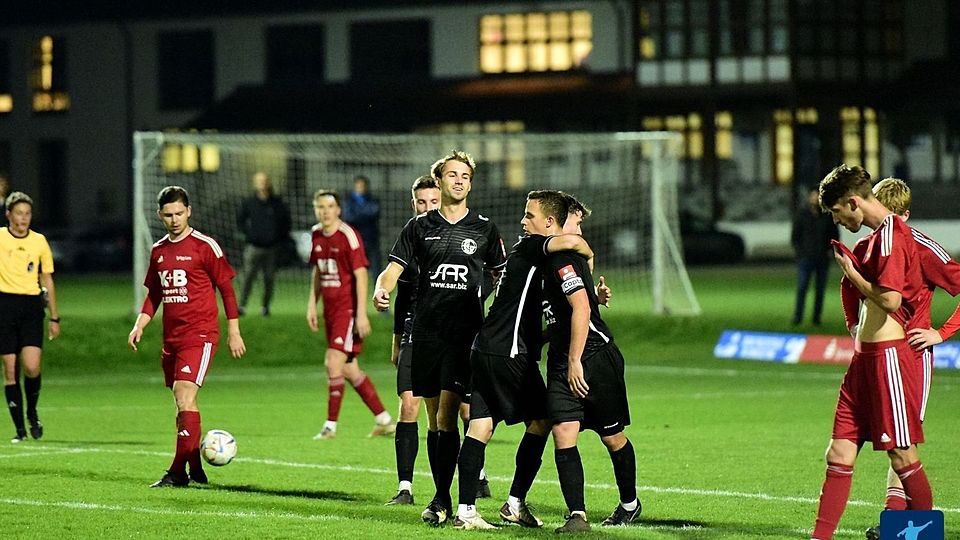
200, 429, 237, 466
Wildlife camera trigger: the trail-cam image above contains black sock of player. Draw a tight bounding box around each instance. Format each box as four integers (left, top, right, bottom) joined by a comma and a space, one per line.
457, 436, 485, 506
555, 447, 586, 513
510, 432, 548, 501
434, 429, 460, 509
5, 383, 25, 434
395, 421, 418, 484
24, 375, 41, 421
608, 439, 637, 505
427, 429, 440, 491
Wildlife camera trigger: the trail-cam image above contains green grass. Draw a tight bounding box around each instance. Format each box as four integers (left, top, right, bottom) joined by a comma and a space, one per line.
1, 265, 957, 538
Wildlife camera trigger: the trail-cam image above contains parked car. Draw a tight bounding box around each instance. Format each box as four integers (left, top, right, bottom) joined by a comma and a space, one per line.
680, 212, 746, 265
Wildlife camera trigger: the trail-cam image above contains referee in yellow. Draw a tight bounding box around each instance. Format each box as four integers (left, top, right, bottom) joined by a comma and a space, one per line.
1, 192, 59, 443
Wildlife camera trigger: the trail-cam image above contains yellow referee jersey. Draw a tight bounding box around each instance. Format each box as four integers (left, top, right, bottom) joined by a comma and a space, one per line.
0, 227, 54, 295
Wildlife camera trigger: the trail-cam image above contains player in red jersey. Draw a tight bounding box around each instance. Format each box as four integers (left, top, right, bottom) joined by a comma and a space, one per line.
811, 166, 932, 540
859, 178, 960, 540
128, 186, 246, 488
307, 190, 393, 440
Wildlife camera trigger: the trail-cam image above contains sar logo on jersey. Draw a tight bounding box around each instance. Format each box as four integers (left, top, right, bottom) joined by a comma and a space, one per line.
461, 238, 478, 255
558, 265, 578, 280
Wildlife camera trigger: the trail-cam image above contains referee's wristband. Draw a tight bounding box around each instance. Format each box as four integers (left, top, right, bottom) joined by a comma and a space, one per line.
49, 318, 60, 323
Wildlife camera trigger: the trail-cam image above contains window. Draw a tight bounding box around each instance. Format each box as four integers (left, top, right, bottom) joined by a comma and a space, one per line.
350, 19, 430, 83
0, 40, 11, 113
161, 130, 220, 174
32, 36, 70, 113
480, 10, 591, 73
158, 30, 214, 110
773, 109, 794, 184
841, 107, 879, 174
266, 25, 325, 86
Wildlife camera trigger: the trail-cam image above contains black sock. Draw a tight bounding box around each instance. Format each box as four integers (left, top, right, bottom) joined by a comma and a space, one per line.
24, 375, 41, 421
511, 432, 548, 501
457, 436, 485, 506
427, 429, 440, 491
434, 429, 460, 509
5, 383, 25, 434
555, 446, 585, 513
395, 421, 418, 485
609, 439, 637, 504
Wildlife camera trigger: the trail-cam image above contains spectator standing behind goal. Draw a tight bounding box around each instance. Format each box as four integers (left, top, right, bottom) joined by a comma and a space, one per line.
2, 192, 60, 443
811, 165, 932, 540
128, 186, 246, 488
236, 171, 291, 317
374, 150, 506, 526
860, 178, 960, 540
307, 190, 394, 440
343, 175, 382, 279
791, 186, 839, 325
542, 196, 640, 533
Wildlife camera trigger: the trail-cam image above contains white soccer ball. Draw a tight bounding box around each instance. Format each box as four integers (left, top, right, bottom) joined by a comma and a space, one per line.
200, 429, 237, 466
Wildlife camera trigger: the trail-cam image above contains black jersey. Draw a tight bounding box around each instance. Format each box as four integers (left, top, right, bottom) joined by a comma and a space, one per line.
388, 209, 506, 340
393, 262, 418, 339
472, 234, 552, 358
542, 251, 614, 367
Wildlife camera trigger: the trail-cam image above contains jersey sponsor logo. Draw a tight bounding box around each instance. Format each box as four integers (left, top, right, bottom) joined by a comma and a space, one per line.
558, 265, 578, 280
428, 263, 469, 289
542, 300, 556, 326
561, 276, 584, 294
460, 238, 477, 255
175, 255, 192, 261
158, 269, 188, 287
316, 258, 340, 275
163, 295, 190, 304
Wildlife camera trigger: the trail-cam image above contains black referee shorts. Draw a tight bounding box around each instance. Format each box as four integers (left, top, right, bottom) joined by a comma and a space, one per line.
547, 343, 631, 437
411, 335, 474, 400
0, 293, 45, 355
396, 340, 413, 396
469, 350, 548, 426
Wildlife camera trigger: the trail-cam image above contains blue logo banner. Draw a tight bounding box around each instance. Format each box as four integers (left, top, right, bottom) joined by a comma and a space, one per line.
879, 510, 944, 540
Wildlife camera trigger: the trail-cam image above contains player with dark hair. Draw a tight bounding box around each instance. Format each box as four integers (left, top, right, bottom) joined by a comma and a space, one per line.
452, 190, 595, 529
812, 165, 932, 540
861, 177, 960, 540
2, 191, 60, 443
128, 185, 246, 487
541, 194, 640, 533
374, 150, 506, 525
308, 189, 393, 440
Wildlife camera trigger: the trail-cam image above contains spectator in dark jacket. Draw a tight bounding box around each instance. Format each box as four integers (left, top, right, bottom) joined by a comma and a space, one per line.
791, 186, 839, 325
342, 175, 381, 278
236, 172, 291, 316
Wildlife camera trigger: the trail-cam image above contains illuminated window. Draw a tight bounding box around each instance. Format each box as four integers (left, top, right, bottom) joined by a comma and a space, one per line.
480, 11, 592, 73
774, 109, 794, 184
0, 40, 11, 113
842, 107, 880, 174
32, 36, 70, 113
643, 113, 708, 159
162, 130, 220, 174
715, 112, 732, 159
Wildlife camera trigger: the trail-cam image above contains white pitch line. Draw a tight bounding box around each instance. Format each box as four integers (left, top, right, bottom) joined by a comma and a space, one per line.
4, 444, 958, 515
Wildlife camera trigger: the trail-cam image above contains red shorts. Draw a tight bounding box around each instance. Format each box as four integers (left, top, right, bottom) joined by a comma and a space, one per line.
916, 347, 933, 422
161, 340, 217, 388
832, 339, 924, 450
324, 308, 362, 356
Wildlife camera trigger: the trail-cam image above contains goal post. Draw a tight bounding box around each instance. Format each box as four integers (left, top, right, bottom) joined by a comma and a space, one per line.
132, 131, 700, 316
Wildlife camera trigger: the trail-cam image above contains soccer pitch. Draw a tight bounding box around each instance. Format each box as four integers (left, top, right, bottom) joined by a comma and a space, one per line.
1, 266, 957, 539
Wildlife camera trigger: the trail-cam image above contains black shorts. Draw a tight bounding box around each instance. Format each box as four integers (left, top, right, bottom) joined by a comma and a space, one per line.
411, 335, 474, 399
0, 293, 45, 355
396, 341, 413, 395
546, 343, 630, 437
469, 350, 548, 426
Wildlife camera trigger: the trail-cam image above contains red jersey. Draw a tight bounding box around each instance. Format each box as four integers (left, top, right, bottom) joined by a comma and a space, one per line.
309, 221, 368, 312
855, 215, 925, 328
141, 229, 239, 344
909, 227, 960, 333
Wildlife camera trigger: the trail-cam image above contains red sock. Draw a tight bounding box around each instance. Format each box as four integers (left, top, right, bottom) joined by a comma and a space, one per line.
896, 461, 932, 510
351, 374, 386, 416
327, 377, 345, 422
170, 411, 201, 475
812, 462, 854, 540
885, 486, 908, 510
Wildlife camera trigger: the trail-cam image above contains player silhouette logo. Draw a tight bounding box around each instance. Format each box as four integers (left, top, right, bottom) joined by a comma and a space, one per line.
879, 510, 943, 540
897, 520, 932, 540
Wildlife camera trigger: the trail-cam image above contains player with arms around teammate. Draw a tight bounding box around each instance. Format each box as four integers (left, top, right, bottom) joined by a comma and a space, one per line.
861, 178, 960, 540
128, 186, 246, 487
374, 150, 506, 525
307, 190, 393, 440
453, 190, 595, 530
544, 196, 640, 533
2, 192, 60, 443
811, 166, 932, 540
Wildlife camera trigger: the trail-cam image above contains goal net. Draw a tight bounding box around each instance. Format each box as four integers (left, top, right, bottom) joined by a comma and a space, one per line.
132, 132, 700, 316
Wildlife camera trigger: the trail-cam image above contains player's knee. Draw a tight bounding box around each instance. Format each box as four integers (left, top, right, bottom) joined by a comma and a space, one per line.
466, 418, 494, 442
600, 432, 627, 452
526, 419, 551, 437
824, 440, 856, 465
